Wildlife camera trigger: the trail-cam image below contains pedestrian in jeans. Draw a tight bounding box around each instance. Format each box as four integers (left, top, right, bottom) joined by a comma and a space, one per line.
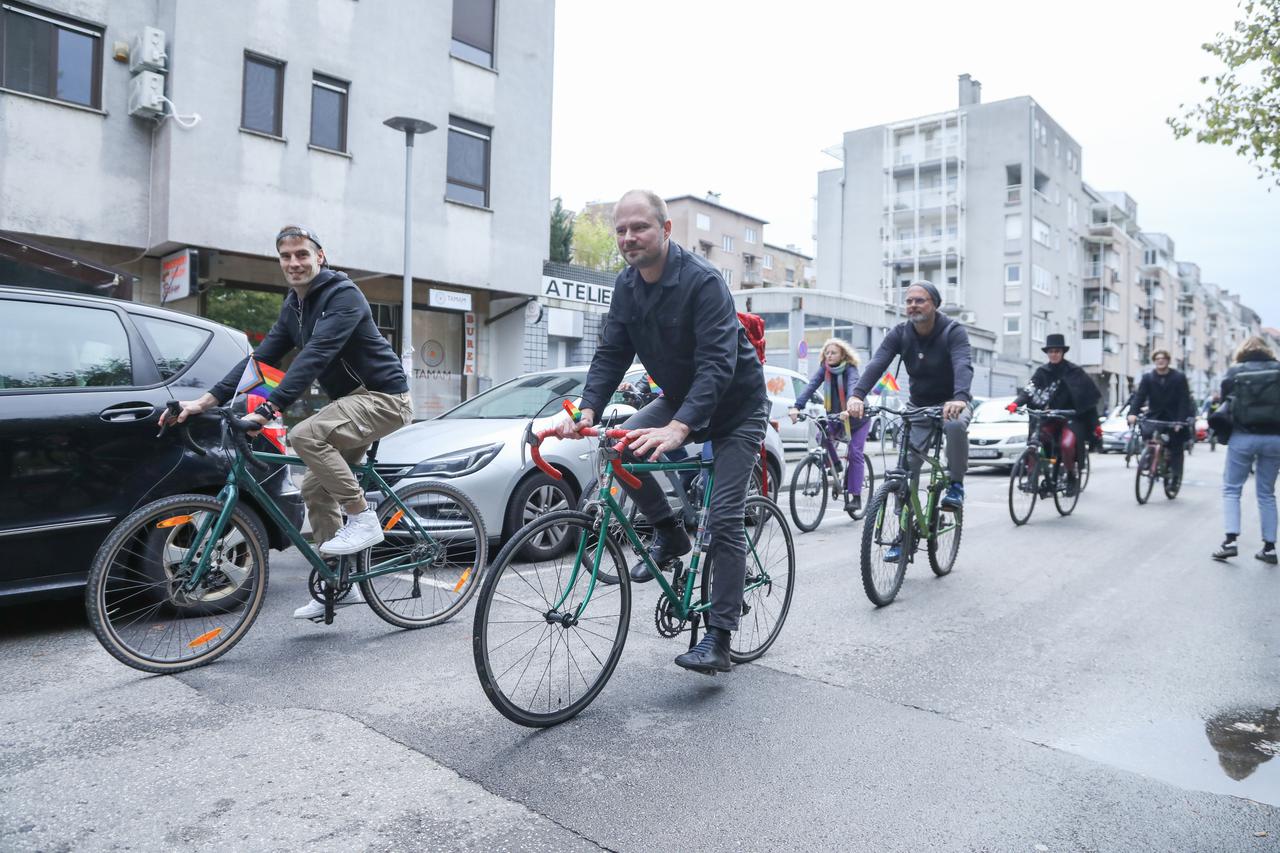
1213, 336, 1280, 565
788, 338, 871, 514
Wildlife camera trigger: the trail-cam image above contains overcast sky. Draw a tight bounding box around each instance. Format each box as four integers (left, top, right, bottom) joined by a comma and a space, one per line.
550, 0, 1279, 327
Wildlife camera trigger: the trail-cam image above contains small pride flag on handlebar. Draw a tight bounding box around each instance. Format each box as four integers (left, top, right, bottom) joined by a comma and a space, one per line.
563, 399, 582, 422
646, 374, 662, 396
874, 372, 901, 393
236, 357, 285, 398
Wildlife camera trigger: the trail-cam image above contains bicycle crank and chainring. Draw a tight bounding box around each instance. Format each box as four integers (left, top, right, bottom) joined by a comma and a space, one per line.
654, 595, 687, 638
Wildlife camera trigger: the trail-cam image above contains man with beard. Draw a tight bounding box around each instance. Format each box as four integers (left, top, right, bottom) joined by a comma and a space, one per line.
1127, 349, 1195, 484
1008, 334, 1101, 496
847, 281, 974, 527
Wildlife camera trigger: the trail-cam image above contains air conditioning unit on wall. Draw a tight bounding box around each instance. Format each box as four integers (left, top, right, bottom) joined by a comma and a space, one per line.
128, 71, 165, 118
956, 311, 977, 324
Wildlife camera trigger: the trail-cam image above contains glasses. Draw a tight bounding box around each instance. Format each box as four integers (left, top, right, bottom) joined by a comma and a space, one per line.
904, 297, 930, 306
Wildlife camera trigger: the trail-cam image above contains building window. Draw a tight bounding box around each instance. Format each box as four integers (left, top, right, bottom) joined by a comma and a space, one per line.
720, 268, 733, 287
722, 234, 734, 252
696, 213, 711, 231
785, 268, 795, 283
1032, 265, 1051, 295
1067, 196, 1078, 228
1032, 317, 1047, 341
242, 52, 285, 136
1005, 214, 1023, 240
745, 227, 757, 244
1006, 264, 1022, 285
310, 74, 348, 152
763, 253, 773, 269
1032, 217, 1051, 247
451, 0, 495, 68
1054, 136, 1061, 160
1004, 314, 1022, 335
0, 3, 103, 108
446, 116, 492, 207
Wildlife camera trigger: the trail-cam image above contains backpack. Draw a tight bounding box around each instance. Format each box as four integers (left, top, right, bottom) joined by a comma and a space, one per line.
1232, 367, 1280, 429
737, 312, 766, 364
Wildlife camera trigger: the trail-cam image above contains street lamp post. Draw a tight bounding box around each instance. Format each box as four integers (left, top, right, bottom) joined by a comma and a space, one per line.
383, 116, 437, 380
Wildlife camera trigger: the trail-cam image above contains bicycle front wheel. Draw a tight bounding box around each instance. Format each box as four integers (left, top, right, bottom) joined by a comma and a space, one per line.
1008, 448, 1038, 526
86, 494, 269, 674
472, 510, 630, 728
1053, 464, 1080, 516
1078, 451, 1091, 492
701, 496, 795, 662
1163, 463, 1182, 500
861, 482, 909, 607
788, 454, 828, 532
1135, 449, 1155, 505
365, 481, 489, 629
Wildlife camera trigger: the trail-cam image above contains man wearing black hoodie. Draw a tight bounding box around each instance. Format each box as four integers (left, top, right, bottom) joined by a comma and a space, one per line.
1009, 334, 1101, 496
169, 226, 412, 619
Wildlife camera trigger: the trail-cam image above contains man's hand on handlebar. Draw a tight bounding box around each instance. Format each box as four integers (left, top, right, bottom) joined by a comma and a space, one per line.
788, 407, 800, 424
847, 398, 865, 419
943, 400, 967, 420
552, 407, 594, 440
1127, 415, 1138, 426
162, 393, 217, 427
627, 420, 690, 461
1006, 402, 1019, 414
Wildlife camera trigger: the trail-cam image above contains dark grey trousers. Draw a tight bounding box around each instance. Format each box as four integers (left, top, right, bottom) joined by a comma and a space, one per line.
905, 406, 972, 485
620, 398, 769, 632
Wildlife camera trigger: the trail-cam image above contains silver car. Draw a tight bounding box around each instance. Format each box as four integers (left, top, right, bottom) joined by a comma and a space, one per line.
372, 366, 786, 561
966, 396, 1029, 469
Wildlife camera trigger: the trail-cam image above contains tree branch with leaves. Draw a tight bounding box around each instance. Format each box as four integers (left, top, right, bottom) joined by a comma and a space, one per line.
1168, 0, 1280, 186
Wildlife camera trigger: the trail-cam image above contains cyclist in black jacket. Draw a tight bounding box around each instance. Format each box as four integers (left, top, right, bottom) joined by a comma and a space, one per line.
1127, 349, 1194, 481
1008, 334, 1101, 496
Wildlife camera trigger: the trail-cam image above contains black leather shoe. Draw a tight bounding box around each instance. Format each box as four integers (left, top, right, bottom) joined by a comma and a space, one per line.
630, 522, 691, 583
674, 627, 731, 674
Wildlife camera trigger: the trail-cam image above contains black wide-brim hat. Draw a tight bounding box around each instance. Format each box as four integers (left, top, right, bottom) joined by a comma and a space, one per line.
1042, 333, 1069, 353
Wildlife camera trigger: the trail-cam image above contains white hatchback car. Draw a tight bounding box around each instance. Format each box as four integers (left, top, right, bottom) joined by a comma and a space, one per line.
966, 396, 1029, 469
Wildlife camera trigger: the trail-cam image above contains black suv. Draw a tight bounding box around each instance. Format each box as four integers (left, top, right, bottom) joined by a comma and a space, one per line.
0, 286, 304, 601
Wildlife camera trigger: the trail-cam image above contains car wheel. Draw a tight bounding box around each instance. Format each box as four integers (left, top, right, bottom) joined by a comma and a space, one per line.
507, 473, 576, 561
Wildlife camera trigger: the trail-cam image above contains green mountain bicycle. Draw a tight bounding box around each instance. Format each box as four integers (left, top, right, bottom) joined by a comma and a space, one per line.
859, 405, 963, 607
86, 402, 486, 673
471, 422, 795, 727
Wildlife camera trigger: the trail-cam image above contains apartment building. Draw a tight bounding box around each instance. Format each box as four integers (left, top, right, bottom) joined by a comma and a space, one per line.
817, 75, 1088, 395
759, 243, 815, 289
0, 0, 554, 417
665, 194, 768, 291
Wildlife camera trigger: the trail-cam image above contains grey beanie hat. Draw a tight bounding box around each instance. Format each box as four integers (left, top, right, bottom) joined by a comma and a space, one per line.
908, 280, 942, 307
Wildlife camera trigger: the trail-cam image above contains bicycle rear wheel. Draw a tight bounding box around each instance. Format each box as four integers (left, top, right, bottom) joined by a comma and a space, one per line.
860, 482, 909, 607
1008, 448, 1038, 526
1078, 451, 1091, 492
927, 500, 962, 577
1163, 463, 1182, 500
472, 510, 630, 727
364, 481, 489, 628
86, 494, 269, 674
1135, 449, 1155, 505
788, 454, 828, 532
700, 496, 795, 662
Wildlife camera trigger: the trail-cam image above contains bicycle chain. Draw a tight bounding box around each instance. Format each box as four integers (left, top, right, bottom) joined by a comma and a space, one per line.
653, 565, 691, 638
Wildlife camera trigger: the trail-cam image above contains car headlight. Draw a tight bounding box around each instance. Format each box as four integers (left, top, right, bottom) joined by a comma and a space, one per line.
1004, 436, 1026, 445
408, 443, 503, 479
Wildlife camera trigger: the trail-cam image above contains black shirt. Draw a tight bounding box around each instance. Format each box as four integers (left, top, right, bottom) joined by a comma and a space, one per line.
580, 241, 767, 441
1127, 368, 1193, 422
852, 313, 973, 406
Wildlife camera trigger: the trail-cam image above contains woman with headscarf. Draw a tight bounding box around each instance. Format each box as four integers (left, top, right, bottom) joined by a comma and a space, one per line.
788, 338, 871, 513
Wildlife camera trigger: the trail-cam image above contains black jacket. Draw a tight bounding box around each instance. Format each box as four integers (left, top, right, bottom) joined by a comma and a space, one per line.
1013, 360, 1102, 427
1127, 368, 1194, 422
852, 313, 973, 406
1221, 355, 1280, 436
580, 241, 767, 441
210, 269, 409, 408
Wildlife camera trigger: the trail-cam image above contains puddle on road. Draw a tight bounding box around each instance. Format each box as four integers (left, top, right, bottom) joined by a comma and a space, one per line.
1057, 708, 1280, 805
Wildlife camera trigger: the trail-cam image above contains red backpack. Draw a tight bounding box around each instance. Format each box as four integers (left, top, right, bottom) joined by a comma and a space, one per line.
738, 312, 766, 364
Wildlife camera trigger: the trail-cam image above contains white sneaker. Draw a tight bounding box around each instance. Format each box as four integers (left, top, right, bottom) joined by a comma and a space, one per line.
292, 584, 364, 619
318, 508, 384, 556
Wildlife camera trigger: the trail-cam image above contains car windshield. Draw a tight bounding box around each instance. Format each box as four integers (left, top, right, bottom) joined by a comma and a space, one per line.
973, 399, 1026, 423
440, 372, 587, 419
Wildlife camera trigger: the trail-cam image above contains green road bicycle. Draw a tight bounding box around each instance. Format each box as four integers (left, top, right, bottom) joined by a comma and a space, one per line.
859, 405, 962, 607
1134, 417, 1187, 504
1008, 408, 1089, 525
471, 422, 796, 727
86, 402, 487, 673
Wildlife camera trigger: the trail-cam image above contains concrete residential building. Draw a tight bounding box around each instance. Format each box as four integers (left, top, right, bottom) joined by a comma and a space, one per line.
760, 243, 815, 289
0, 0, 554, 418
665, 194, 768, 291
817, 75, 1089, 395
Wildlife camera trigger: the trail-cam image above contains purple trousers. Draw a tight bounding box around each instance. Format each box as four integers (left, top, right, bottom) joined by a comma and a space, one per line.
823, 418, 872, 493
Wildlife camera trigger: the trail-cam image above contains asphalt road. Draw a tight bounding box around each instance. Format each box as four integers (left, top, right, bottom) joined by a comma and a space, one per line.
3, 446, 1279, 852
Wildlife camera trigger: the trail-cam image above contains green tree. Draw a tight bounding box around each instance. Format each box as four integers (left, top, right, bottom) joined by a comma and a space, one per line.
205, 287, 284, 344
570, 212, 623, 272
549, 197, 573, 262
1169, 0, 1280, 186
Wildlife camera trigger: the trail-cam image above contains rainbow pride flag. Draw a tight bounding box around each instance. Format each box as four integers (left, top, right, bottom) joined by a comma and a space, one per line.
236, 358, 285, 399
563, 399, 582, 423
874, 372, 901, 393
646, 374, 662, 396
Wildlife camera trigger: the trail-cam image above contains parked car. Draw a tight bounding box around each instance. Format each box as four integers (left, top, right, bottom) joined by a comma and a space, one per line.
0, 286, 303, 602
1098, 403, 1132, 453
763, 363, 819, 453
371, 365, 786, 560
966, 396, 1028, 469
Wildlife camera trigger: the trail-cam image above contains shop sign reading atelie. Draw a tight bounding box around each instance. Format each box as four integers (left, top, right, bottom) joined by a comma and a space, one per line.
541, 276, 613, 308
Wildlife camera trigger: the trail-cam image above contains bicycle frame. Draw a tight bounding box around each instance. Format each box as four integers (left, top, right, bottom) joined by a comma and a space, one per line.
173, 442, 444, 596
880, 414, 950, 538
